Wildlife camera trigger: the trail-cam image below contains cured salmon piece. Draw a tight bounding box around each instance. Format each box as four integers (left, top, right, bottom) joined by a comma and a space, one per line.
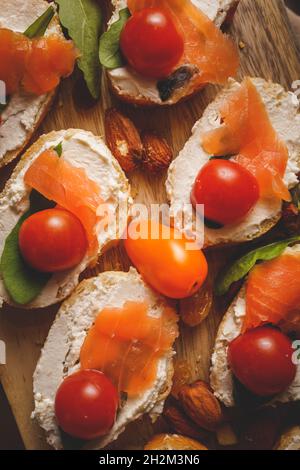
128, 0, 239, 85
0, 29, 30, 95
0, 29, 77, 95
202, 78, 290, 202
80, 301, 179, 397
24, 149, 103, 251
243, 253, 300, 334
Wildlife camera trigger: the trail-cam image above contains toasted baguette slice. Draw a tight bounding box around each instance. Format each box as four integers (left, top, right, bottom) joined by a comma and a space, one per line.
0, 0, 63, 168
107, 0, 239, 106
0, 129, 131, 308
166, 78, 300, 248
210, 244, 300, 408
275, 426, 300, 450
32, 268, 179, 450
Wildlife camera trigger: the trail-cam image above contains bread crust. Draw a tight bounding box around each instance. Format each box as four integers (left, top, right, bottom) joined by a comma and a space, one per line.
275, 426, 300, 450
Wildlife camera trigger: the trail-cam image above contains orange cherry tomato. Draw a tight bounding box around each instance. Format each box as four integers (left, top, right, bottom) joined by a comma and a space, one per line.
124, 219, 208, 299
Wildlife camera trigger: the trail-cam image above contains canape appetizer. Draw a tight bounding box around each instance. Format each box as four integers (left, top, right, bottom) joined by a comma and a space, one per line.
0, 0, 77, 167
32, 269, 179, 449
101, 0, 239, 106
0, 129, 130, 308
167, 78, 300, 247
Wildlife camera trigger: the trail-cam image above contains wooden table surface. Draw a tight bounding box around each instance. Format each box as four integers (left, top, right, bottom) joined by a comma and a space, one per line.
0, 0, 300, 450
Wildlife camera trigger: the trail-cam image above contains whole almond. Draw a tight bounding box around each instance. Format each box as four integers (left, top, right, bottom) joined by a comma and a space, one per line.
141, 131, 173, 173
105, 108, 144, 172
164, 403, 210, 441
178, 381, 223, 431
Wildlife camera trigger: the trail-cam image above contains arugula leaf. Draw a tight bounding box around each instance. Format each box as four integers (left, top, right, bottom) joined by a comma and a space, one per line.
99, 8, 130, 69
24, 5, 55, 38
54, 142, 63, 157
215, 236, 300, 296
0, 192, 55, 305
56, 0, 103, 99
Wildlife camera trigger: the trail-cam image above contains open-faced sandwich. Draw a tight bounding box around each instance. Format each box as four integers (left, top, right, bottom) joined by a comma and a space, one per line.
211, 238, 300, 411
32, 268, 179, 449
0, 129, 131, 308
100, 0, 239, 106
0, 0, 77, 168
167, 77, 300, 247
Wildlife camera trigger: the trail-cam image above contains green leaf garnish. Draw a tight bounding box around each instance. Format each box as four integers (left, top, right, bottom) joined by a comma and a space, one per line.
56, 0, 103, 99
215, 236, 300, 296
54, 142, 63, 157
0, 191, 55, 305
24, 5, 55, 38
99, 8, 130, 69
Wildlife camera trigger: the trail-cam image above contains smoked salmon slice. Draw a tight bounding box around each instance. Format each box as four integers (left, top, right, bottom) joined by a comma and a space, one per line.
202, 78, 290, 202
24, 149, 104, 252
242, 253, 300, 334
0, 29, 77, 95
80, 301, 179, 397
128, 0, 239, 85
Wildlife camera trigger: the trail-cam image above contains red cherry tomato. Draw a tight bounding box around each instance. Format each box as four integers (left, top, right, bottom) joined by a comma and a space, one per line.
120, 7, 184, 79
191, 159, 260, 226
19, 208, 87, 272
228, 327, 296, 397
124, 219, 208, 299
55, 370, 118, 440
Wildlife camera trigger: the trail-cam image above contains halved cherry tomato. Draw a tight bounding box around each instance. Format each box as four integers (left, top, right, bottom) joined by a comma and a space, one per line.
228, 326, 296, 397
124, 219, 208, 299
19, 208, 87, 272
120, 7, 184, 79
55, 370, 118, 440
191, 159, 260, 226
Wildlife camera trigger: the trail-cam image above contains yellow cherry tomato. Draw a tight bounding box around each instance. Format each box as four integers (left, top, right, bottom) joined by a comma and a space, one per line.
124, 219, 208, 299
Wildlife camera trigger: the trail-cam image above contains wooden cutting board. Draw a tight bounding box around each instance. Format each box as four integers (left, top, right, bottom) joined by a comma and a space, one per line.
0, 0, 299, 450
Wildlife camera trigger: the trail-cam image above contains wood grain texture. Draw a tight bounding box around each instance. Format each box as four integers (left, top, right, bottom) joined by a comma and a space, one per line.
0, 0, 299, 450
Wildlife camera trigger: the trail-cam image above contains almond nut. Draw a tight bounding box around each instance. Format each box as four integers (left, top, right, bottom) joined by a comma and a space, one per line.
178, 381, 223, 431
216, 423, 238, 447
105, 108, 144, 172
164, 403, 210, 441
144, 434, 208, 451
141, 131, 173, 173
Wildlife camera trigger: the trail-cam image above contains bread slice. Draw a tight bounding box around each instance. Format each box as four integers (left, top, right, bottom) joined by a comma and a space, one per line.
32, 268, 179, 450
210, 244, 300, 408
107, 0, 239, 106
0, 129, 131, 308
0, 0, 63, 168
166, 78, 300, 248
275, 426, 300, 450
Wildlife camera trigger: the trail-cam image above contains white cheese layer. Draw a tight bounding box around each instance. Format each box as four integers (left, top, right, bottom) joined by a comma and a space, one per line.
210, 245, 300, 408
166, 78, 300, 247
0, 129, 131, 308
0, 0, 61, 163
32, 268, 177, 450
108, 0, 236, 104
